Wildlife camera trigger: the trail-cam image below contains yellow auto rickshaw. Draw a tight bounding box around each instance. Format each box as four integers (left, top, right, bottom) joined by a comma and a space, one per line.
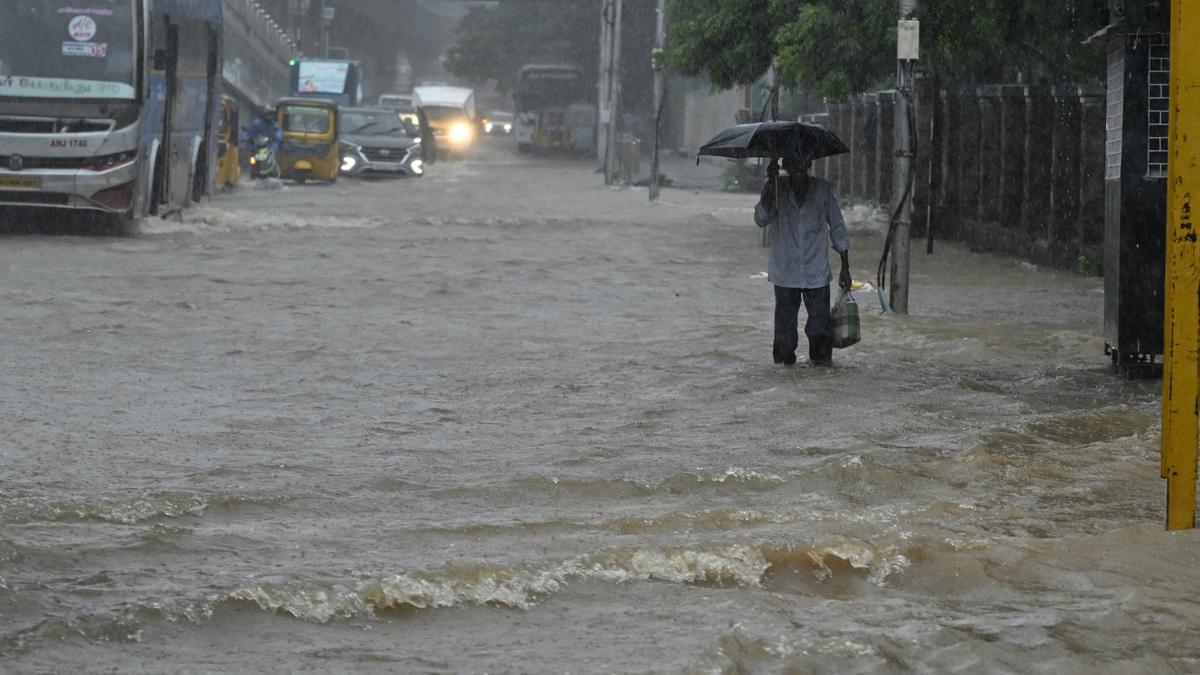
215, 96, 241, 188
275, 98, 339, 184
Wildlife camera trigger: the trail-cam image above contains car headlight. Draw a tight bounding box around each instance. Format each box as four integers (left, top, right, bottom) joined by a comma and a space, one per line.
449, 123, 473, 144
503, 123, 512, 133
410, 159, 424, 175
341, 154, 357, 172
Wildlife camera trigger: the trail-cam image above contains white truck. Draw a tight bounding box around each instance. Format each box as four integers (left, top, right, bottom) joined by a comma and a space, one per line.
412, 86, 477, 154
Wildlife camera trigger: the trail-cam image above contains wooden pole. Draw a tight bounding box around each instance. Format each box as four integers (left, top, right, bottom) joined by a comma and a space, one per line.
1163, 0, 1200, 530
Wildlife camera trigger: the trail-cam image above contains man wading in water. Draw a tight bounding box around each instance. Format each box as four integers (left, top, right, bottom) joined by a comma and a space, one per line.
754, 156, 851, 367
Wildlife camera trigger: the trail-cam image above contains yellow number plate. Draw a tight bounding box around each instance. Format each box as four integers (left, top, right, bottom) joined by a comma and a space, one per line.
0, 176, 41, 190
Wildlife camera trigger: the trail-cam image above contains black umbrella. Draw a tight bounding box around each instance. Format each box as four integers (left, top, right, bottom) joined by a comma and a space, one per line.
696, 121, 849, 163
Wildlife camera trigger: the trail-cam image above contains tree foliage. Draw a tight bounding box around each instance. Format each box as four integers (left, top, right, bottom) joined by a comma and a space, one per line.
666, 0, 775, 90
771, 0, 894, 101
444, 0, 600, 95
666, 0, 1104, 101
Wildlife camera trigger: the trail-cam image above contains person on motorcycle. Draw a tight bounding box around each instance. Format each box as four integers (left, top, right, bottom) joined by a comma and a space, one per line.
243, 107, 282, 153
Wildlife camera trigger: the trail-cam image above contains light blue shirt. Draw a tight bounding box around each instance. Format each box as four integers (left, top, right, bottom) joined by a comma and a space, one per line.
754, 175, 849, 289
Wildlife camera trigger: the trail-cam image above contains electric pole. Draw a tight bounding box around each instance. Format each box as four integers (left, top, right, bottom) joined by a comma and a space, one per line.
604, 0, 624, 185
597, 0, 612, 173
891, 1, 919, 314
649, 0, 666, 201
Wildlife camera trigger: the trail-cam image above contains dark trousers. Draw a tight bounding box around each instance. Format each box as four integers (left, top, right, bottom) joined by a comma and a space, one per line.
773, 284, 832, 365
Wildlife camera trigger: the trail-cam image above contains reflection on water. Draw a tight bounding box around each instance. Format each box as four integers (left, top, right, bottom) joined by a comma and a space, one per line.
0, 160, 1193, 673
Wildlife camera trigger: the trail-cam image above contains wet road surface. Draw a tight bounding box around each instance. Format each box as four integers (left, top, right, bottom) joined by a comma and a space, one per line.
1, 140, 1195, 673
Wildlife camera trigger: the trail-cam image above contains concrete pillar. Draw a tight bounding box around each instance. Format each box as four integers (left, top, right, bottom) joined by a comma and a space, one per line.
860, 94, 878, 204
937, 88, 960, 235
1050, 83, 1082, 247
977, 86, 1002, 224
876, 91, 896, 207
998, 84, 1026, 228
1078, 84, 1106, 247
1021, 85, 1053, 241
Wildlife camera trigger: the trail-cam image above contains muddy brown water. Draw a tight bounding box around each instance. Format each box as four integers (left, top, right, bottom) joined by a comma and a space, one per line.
1, 149, 1193, 673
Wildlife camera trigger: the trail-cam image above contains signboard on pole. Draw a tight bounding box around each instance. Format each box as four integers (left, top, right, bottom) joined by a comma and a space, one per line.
897, 19, 920, 61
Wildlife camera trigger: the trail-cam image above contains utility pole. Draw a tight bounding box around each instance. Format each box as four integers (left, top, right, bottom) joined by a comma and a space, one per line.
1163, 0, 1200, 530
649, 0, 666, 201
597, 0, 612, 174
890, 1, 919, 314
604, 0, 624, 185
320, 0, 330, 59
766, 63, 778, 121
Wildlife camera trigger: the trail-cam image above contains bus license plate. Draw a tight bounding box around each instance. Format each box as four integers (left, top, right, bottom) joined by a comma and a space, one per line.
0, 176, 41, 190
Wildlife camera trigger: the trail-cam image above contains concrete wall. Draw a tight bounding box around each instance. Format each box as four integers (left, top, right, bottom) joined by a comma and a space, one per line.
678, 83, 747, 154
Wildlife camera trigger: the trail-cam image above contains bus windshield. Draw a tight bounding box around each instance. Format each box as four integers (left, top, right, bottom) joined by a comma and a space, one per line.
0, 0, 138, 100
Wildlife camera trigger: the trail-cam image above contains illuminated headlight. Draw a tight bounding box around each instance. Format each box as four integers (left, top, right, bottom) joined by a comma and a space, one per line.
484, 122, 494, 133
449, 123, 473, 144
503, 123, 512, 133
249, 156, 257, 165
341, 155, 357, 172
410, 159, 424, 175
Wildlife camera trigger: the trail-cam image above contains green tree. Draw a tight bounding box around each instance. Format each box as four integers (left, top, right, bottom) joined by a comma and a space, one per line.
771, 0, 895, 101
666, 0, 776, 89
444, 0, 601, 95
666, 0, 1103, 101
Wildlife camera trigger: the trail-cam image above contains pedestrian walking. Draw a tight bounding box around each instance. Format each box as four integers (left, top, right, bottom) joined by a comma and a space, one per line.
754, 157, 851, 367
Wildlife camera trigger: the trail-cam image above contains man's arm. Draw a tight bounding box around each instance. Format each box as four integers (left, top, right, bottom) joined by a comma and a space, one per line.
754, 161, 780, 228
827, 183, 852, 290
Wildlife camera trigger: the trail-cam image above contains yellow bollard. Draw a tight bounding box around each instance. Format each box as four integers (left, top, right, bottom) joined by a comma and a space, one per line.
1163, 0, 1200, 530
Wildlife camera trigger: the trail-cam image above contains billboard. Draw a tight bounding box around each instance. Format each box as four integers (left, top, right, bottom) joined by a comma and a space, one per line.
297, 61, 348, 95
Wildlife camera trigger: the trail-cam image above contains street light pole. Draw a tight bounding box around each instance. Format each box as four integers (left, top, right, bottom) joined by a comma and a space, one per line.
320, 0, 329, 58
649, 0, 666, 201
604, 0, 624, 186
598, 0, 612, 174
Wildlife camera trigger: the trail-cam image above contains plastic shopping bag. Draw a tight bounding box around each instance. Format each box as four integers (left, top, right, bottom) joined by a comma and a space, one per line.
831, 290, 861, 349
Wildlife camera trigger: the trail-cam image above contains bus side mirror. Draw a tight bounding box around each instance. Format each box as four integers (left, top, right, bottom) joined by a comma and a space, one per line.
152, 49, 167, 71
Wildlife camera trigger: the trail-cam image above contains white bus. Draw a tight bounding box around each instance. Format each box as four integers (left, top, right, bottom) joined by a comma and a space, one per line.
0, 0, 223, 225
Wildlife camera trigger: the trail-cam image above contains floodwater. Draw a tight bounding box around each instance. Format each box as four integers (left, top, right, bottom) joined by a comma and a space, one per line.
1, 143, 1196, 673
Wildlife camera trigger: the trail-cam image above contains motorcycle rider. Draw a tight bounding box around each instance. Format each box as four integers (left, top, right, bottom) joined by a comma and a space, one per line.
243, 107, 282, 154
242, 107, 282, 177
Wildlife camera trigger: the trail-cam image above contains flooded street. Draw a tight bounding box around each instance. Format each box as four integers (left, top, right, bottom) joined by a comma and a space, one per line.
1, 140, 1196, 673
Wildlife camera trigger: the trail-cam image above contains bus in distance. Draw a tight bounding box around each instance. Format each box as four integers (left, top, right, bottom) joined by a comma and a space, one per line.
514, 64, 594, 156
0, 0, 224, 225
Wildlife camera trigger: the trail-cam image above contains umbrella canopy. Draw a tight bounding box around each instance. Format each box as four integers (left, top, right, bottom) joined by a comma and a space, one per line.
697, 121, 849, 163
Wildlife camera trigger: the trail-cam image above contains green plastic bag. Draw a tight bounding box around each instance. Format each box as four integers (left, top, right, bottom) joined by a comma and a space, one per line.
831, 290, 861, 349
